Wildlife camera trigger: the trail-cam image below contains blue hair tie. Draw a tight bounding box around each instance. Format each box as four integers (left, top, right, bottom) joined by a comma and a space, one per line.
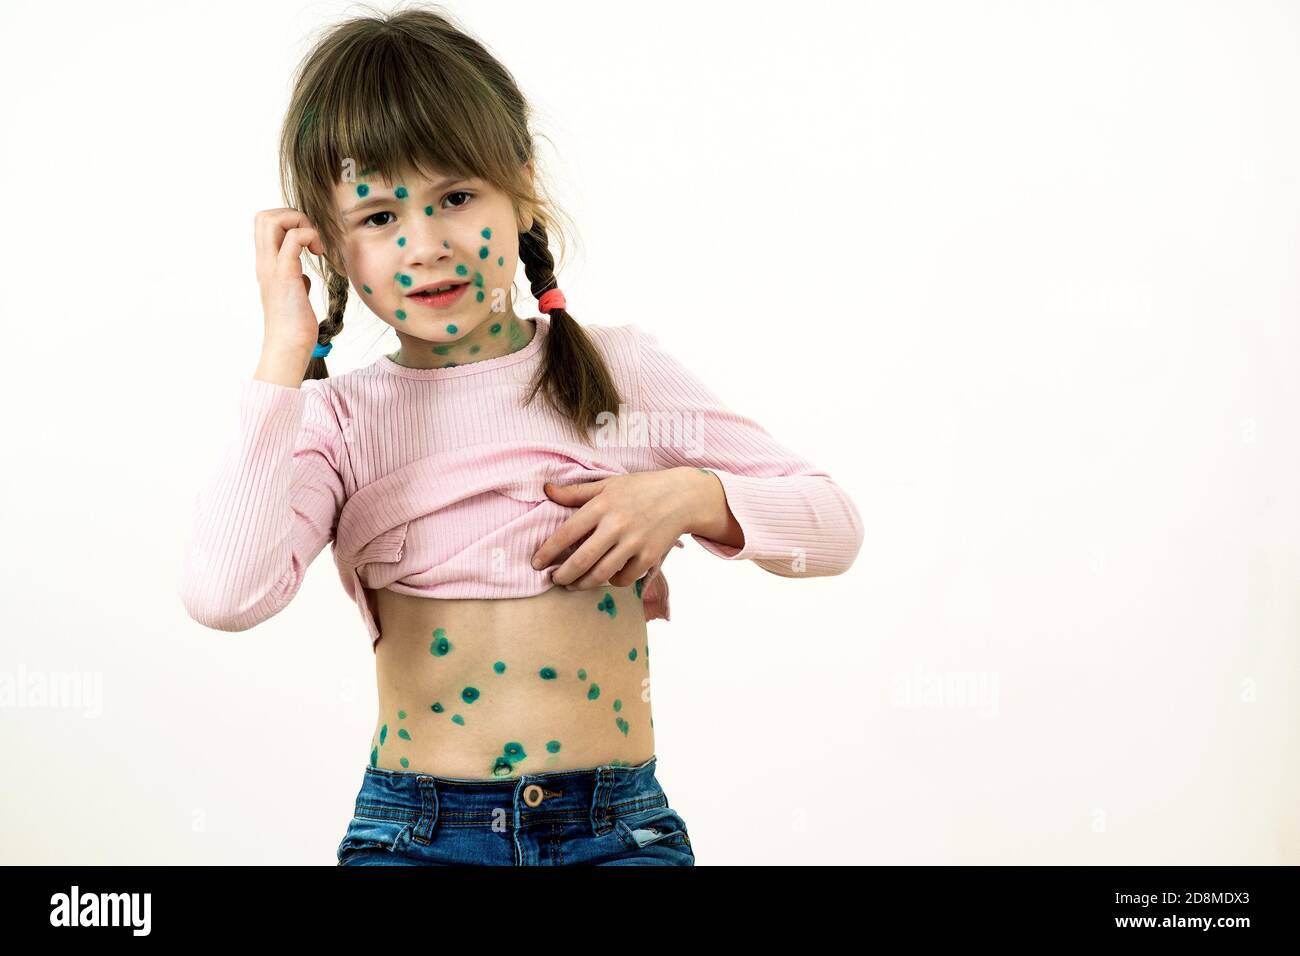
312, 342, 333, 359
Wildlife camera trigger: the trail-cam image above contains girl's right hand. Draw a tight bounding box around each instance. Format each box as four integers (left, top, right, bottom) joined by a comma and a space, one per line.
254, 208, 329, 355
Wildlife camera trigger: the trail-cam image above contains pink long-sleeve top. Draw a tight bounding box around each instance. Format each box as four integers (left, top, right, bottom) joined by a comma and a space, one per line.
179, 315, 864, 650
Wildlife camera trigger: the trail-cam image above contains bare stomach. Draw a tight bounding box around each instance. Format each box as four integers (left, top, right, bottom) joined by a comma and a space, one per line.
367, 582, 655, 780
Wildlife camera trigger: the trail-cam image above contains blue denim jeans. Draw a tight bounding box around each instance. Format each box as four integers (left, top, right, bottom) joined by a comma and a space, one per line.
335, 753, 694, 866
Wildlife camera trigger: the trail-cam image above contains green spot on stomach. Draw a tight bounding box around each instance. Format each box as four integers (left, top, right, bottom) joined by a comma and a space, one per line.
587, 683, 600, 700
462, 686, 480, 703
546, 740, 561, 753
400, 757, 409, 768
398, 728, 411, 740
539, 667, 557, 680
452, 714, 465, 725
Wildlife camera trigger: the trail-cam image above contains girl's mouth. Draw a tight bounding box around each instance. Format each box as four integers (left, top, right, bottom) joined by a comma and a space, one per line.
408, 282, 469, 308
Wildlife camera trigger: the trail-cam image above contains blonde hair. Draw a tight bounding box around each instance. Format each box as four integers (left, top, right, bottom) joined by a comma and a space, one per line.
278, 2, 621, 438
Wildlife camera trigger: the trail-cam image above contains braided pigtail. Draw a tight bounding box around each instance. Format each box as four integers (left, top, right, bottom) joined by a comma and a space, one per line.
517, 222, 621, 436
304, 265, 349, 381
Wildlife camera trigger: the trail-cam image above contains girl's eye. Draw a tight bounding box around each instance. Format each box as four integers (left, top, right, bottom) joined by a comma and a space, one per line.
362, 211, 396, 229
445, 190, 473, 209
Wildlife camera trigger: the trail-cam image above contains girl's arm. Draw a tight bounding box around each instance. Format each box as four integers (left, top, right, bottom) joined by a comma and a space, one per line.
635, 327, 864, 578
178, 377, 346, 630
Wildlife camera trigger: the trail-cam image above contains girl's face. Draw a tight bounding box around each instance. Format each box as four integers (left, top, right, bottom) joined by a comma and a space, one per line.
331, 165, 531, 348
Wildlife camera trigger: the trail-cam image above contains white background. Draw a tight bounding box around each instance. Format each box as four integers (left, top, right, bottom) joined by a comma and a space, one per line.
0, 0, 1296, 865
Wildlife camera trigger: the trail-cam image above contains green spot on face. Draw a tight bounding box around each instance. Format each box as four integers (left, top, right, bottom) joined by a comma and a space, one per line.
433, 345, 450, 355
478, 246, 489, 259
395, 186, 408, 199
446, 324, 458, 333
462, 686, 480, 704
587, 683, 600, 700
379, 724, 388, 745
577, 668, 587, 680
400, 757, 409, 768
452, 714, 465, 725
398, 728, 411, 740
597, 593, 617, 617
615, 717, 629, 736
397, 236, 406, 247
473, 272, 484, 287
356, 183, 369, 197
476, 290, 485, 302
493, 660, 506, 673
546, 740, 561, 753
497, 255, 504, 266
503, 741, 526, 759
397, 273, 412, 287
369, 746, 378, 767
489, 322, 502, 335
613, 699, 622, 712
396, 309, 406, 320
431, 702, 444, 713
398, 710, 407, 719
362, 284, 373, 294
424, 205, 433, 216
539, 667, 557, 680
456, 264, 468, 276
481, 227, 492, 239
430, 629, 452, 656
628, 647, 637, 661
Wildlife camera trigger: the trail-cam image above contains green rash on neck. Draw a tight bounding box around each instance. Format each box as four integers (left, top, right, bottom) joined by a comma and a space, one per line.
634, 577, 644, 599
461, 686, 480, 703
469, 344, 480, 354
493, 660, 506, 673
362, 284, 373, 294
587, 683, 600, 700
539, 667, 557, 680
398, 710, 407, 719
490, 322, 501, 335
430, 628, 452, 656
613, 699, 622, 712
433, 345, 450, 354
546, 740, 561, 753
497, 255, 504, 266
597, 593, 617, 617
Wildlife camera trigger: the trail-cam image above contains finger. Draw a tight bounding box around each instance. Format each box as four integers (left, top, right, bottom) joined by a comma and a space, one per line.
568, 541, 643, 591
551, 523, 618, 587
275, 226, 323, 281
533, 505, 600, 570
256, 209, 324, 282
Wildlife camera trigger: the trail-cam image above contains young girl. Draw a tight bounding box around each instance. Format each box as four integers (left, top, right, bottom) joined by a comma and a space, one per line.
180, 5, 863, 866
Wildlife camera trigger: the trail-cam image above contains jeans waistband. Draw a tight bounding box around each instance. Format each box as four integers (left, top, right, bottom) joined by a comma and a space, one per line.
350, 754, 664, 842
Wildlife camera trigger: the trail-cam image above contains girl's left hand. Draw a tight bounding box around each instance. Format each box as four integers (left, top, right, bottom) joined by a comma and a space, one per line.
532, 468, 700, 590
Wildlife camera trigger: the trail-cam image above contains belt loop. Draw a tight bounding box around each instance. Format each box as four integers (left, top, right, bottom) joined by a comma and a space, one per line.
589, 766, 616, 836
412, 775, 439, 844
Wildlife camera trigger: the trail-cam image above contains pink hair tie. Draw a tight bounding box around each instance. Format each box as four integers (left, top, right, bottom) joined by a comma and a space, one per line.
538, 288, 566, 313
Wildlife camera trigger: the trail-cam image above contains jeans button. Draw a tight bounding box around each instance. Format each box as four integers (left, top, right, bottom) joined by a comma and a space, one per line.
523, 784, 544, 807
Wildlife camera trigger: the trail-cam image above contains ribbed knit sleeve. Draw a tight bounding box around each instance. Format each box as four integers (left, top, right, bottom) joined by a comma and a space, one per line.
179, 377, 346, 631
635, 327, 864, 577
